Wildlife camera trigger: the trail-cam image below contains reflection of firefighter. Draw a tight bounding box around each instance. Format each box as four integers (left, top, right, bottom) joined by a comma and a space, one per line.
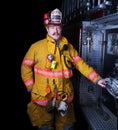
21, 8, 106, 130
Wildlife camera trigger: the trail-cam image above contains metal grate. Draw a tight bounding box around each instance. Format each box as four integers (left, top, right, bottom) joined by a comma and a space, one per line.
82, 105, 117, 130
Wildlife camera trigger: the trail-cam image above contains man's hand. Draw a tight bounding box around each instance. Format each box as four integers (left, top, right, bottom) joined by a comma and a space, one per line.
97, 78, 106, 88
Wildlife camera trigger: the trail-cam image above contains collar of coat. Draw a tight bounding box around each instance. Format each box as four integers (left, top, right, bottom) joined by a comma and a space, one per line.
46, 34, 69, 55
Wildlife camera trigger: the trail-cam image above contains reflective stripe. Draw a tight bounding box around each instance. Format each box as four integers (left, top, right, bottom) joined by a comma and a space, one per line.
72, 55, 82, 64
32, 95, 74, 106
22, 58, 34, 66
88, 71, 99, 81
32, 98, 50, 106
66, 95, 74, 103
24, 78, 34, 88
34, 67, 73, 78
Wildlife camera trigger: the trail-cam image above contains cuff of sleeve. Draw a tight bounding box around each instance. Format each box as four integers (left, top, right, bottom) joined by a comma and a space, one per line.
94, 76, 102, 84
27, 87, 32, 92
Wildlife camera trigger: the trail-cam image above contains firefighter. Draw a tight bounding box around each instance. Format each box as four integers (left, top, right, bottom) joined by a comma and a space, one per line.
21, 8, 106, 130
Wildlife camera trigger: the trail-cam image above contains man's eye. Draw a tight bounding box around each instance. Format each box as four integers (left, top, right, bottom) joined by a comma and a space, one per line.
50, 27, 54, 29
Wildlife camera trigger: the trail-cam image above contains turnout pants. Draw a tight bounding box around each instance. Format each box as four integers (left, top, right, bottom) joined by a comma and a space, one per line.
27, 101, 76, 130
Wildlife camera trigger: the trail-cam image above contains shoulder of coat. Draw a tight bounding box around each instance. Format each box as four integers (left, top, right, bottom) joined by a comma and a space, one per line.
32, 38, 47, 48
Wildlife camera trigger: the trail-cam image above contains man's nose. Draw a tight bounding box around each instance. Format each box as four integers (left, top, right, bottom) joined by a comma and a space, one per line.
55, 27, 58, 31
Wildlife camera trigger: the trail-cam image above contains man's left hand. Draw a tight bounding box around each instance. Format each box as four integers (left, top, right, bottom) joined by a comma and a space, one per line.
97, 79, 106, 88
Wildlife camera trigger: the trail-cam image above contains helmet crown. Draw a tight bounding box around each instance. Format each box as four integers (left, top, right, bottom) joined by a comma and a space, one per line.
44, 8, 62, 25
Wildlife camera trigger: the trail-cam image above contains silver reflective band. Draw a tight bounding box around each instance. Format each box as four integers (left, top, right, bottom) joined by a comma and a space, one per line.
51, 15, 61, 20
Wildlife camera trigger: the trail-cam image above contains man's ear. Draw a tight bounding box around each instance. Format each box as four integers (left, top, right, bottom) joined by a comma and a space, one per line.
45, 25, 48, 31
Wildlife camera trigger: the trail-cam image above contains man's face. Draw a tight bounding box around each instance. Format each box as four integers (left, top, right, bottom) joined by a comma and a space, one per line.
47, 25, 62, 42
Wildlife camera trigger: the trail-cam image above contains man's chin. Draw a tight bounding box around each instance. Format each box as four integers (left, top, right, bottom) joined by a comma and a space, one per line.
53, 37, 60, 41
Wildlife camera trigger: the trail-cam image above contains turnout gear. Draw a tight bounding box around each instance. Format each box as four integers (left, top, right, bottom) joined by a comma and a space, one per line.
104, 77, 118, 99
27, 101, 76, 130
21, 34, 102, 128
21, 35, 101, 105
